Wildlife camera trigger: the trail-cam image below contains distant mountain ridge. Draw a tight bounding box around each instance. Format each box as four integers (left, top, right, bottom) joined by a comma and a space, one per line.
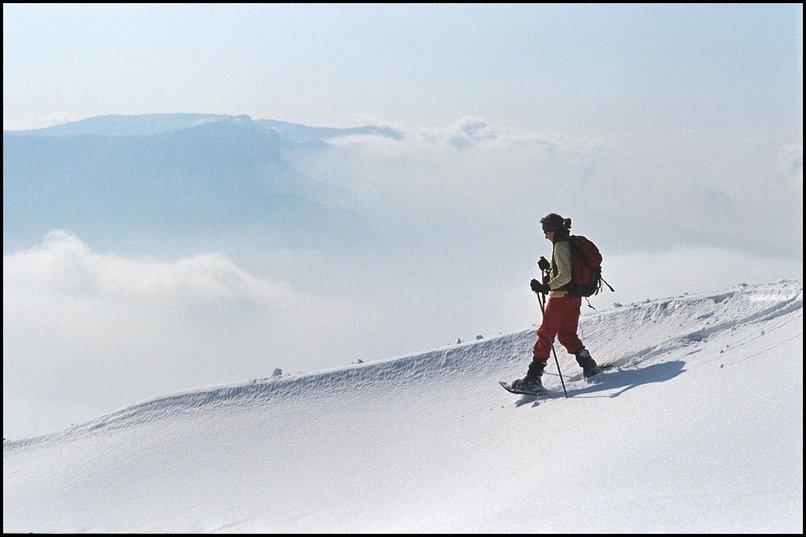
4, 113, 404, 142
3, 114, 401, 251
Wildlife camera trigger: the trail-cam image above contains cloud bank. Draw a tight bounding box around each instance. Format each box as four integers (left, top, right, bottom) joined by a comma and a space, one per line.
3, 231, 355, 436
290, 118, 803, 258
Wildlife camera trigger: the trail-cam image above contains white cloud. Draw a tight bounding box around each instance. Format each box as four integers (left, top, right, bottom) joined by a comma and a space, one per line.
446, 116, 498, 148
291, 118, 802, 260
3, 230, 355, 436
603, 246, 803, 306
293, 119, 609, 220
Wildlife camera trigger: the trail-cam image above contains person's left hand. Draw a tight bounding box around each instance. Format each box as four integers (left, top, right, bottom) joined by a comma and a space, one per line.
530, 279, 549, 294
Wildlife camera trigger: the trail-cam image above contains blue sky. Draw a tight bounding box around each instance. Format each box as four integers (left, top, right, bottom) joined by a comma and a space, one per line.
3, 4, 802, 134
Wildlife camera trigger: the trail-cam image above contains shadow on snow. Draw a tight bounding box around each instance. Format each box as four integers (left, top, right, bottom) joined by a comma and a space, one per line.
513, 360, 686, 407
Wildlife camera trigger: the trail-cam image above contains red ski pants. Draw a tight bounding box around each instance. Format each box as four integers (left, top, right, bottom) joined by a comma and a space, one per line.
533, 294, 584, 360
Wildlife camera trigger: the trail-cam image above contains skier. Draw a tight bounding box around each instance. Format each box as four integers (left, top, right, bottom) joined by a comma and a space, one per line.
510, 213, 601, 393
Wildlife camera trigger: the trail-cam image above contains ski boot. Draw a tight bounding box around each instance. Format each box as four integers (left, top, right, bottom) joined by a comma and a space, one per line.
575, 348, 601, 378
510, 359, 547, 393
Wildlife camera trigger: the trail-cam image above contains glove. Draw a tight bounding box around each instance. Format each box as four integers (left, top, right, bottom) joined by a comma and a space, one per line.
537, 256, 551, 271
530, 279, 550, 294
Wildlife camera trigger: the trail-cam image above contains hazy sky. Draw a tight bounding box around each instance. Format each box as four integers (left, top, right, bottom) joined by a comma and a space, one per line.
3, 4, 803, 135
3, 4, 803, 437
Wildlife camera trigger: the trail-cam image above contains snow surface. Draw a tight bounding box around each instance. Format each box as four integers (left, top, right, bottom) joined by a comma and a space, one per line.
3, 280, 803, 533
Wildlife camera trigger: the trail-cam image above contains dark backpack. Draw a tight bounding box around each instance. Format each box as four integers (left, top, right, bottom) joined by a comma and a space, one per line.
564, 235, 612, 297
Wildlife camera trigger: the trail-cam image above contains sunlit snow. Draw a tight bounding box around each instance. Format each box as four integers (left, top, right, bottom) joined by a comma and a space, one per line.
3, 280, 802, 532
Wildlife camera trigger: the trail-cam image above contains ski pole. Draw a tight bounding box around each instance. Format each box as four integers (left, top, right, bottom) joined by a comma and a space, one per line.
538, 270, 568, 398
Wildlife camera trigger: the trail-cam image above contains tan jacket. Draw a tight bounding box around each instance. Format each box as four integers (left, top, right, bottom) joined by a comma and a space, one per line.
547, 240, 572, 298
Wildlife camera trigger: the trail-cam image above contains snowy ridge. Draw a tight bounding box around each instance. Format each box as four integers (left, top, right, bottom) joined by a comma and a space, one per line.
582, 280, 803, 368
5, 279, 800, 450
3, 327, 536, 451
3, 279, 803, 532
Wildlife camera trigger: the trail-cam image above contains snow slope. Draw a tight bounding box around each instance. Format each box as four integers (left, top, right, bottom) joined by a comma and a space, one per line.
3, 280, 803, 533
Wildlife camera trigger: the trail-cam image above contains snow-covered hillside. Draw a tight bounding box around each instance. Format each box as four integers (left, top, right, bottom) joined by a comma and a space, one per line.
3, 280, 803, 533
